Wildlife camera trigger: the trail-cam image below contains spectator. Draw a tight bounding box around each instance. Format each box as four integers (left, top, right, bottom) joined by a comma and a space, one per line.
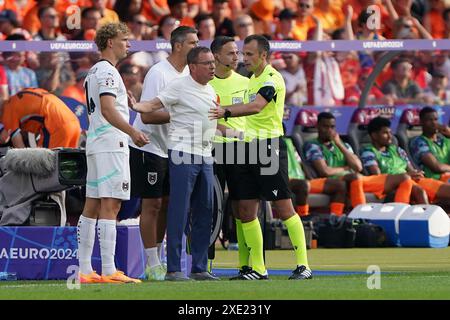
22, 0, 56, 36
33, 6, 67, 40
61, 69, 88, 104
128, 14, 155, 40
0, 9, 22, 39
313, 0, 345, 34
423, 70, 450, 106
70, 7, 102, 40
35, 52, 75, 95
92, 0, 120, 26
443, 8, 450, 39
114, 0, 145, 23
248, 0, 275, 36
0, 0, 35, 25
279, 52, 307, 106
0, 64, 9, 101
118, 63, 143, 101
344, 67, 389, 106
168, 0, 195, 27
274, 8, 298, 40
233, 14, 255, 41
355, 9, 385, 68
292, 0, 316, 40
212, 0, 235, 37
423, 0, 446, 39
304, 18, 344, 106
2, 50, 38, 96
381, 58, 424, 105
194, 13, 216, 40
141, 0, 170, 25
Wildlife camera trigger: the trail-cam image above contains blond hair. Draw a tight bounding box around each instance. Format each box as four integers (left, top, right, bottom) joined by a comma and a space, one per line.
95, 22, 129, 51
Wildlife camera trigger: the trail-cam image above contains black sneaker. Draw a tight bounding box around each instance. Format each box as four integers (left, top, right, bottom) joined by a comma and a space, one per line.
229, 266, 252, 280
289, 265, 313, 280
230, 268, 269, 280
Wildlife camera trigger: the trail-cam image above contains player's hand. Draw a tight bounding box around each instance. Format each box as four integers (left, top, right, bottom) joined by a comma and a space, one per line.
331, 131, 343, 145
127, 90, 138, 111
209, 104, 225, 120
408, 169, 424, 181
131, 129, 149, 147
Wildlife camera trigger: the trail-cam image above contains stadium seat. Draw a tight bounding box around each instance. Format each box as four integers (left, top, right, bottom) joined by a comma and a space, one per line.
347, 108, 383, 156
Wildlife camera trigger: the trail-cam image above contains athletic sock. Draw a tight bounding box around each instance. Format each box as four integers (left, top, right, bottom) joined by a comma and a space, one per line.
241, 218, 266, 275
283, 214, 309, 268
330, 202, 345, 216
394, 179, 413, 203
295, 205, 309, 217
235, 219, 250, 268
97, 219, 117, 276
145, 247, 161, 268
77, 215, 97, 275
350, 178, 366, 207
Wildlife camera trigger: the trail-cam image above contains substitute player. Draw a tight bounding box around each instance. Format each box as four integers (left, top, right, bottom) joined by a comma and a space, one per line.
77, 22, 149, 284
361, 116, 450, 205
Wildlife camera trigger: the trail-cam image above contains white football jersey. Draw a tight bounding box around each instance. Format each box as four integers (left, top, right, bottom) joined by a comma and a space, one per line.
129, 59, 189, 158
84, 60, 129, 155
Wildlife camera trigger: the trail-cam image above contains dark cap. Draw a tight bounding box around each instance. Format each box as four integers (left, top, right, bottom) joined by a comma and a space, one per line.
431, 69, 447, 78
0, 10, 19, 27
279, 8, 298, 20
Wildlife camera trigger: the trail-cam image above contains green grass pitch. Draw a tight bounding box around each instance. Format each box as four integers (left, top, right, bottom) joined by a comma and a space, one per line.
0, 247, 449, 300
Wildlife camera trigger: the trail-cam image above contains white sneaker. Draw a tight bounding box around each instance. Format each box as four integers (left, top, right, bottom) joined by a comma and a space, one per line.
145, 265, 166, 281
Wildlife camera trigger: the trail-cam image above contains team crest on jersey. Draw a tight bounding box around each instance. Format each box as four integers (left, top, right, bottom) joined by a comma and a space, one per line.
249, 94, 257, 102
148, 172, 157, 185
105, 77, 115, 88
122, 182, 129, 191
232, 97, 243, 104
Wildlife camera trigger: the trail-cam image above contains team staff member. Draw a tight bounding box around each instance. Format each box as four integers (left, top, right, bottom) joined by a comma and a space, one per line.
410, 106, 450, 183
77, 22, 148, 284
129, 26, 199, 281
361, 117, 450, 205
210, 35, 312, 280
131, 47, 220, 281
304, 112, 414, 207
0, 88, 81, 148
209, 36, 250, 276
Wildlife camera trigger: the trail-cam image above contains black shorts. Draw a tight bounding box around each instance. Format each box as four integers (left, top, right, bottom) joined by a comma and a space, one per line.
213, 141, 245, 200
129, 146, 169, 198
233, 137, 292, 201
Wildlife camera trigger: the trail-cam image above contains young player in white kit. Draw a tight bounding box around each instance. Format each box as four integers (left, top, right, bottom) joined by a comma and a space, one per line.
77, 22, 149, 284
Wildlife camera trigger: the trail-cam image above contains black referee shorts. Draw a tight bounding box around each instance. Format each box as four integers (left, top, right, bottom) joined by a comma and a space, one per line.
213, 141, 245, 201
129, 146, 170, 198
233, 137, 292, 201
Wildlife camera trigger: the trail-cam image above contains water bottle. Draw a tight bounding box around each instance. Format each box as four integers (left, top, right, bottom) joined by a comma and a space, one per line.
0, 272, 17, 281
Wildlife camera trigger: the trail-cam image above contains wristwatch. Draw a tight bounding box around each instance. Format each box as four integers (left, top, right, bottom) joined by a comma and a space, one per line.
224, 108, 231, 121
